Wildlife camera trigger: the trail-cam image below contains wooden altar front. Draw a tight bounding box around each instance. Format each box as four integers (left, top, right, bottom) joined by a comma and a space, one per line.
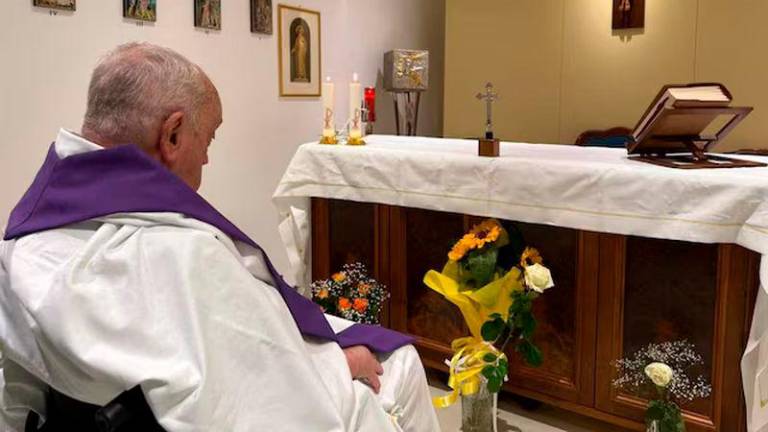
311, 198, 759, 432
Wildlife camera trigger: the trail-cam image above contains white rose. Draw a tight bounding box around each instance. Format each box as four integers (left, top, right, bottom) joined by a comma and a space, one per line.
524, 263, 554, 293
644, 362, 674, 388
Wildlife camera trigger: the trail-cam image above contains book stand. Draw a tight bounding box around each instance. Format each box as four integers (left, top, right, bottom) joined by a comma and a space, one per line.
628, 106, 766, 169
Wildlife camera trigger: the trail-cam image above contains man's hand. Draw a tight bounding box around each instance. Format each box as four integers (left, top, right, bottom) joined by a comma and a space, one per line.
343, 345, 384, 394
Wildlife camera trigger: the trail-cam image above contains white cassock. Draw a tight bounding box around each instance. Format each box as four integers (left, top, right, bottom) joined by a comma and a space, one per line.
0, 130, 440, 431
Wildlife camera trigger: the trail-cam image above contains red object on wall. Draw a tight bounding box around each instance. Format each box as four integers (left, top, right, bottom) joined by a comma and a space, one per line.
364, 87, 376, 122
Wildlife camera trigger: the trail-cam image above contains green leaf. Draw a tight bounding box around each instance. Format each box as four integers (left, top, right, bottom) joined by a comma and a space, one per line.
646, 400, 665, 422
483, 353, 497, 363
647, 400, 685, 432
482, 365, 495, 380
520, 313, 537, 339
467, 248, 498, 287
508, 292, 532, 316
481, 316, 505, 342
487, 375, 503, 393
498, 360, 508, 377
517, 340, 543, 367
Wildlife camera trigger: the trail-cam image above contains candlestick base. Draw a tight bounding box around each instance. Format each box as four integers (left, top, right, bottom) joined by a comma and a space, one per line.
347, 136, 366, 146
319, 135, 339, 145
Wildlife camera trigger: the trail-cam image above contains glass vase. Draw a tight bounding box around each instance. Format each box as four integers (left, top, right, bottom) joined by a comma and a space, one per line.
647, 420, 659, 432
460, 381, 498, 432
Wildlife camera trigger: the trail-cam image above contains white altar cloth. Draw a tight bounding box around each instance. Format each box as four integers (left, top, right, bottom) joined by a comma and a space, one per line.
273, 135, 768, 431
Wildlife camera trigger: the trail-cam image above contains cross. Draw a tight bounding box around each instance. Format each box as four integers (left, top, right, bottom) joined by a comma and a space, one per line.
476, 82, 499, 139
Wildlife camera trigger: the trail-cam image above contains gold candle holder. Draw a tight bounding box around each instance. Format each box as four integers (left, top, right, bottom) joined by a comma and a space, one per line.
319, 134, 339, 145
347, 135, 366, 146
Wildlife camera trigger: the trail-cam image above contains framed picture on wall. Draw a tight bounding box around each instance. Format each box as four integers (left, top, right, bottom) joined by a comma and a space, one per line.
124, 0, 157, 22
33, 0, 76, 11
251, 0, 272, 35
278, 4, 321, 97
194, 0, 221, 30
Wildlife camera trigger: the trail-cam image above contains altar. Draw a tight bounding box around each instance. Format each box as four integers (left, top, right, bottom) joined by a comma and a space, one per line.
273, 135, 768, 432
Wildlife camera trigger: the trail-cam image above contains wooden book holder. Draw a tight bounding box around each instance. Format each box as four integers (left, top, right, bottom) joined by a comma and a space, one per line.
628, 106, 766, 169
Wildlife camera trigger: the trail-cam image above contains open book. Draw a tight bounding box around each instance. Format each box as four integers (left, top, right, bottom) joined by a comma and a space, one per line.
627, 83, 763, 169
631, 83, 731, 143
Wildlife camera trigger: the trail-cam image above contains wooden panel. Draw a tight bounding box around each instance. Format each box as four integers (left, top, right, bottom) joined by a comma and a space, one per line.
327, 200, 377, 274
311, 198, 331, 282
504, 223, 598, 406
623, 237, 717, 419
596, 236, 756, 432
393, 212, 599, 405
387, 206, 469, 370
312, 198, 387, 323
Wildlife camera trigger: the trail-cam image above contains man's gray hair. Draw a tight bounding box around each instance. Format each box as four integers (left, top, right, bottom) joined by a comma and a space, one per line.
82, 42, 212, 147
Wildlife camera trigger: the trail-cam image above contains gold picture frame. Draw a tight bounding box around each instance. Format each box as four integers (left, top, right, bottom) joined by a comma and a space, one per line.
278, 4, 321, 97
33, 0, 76, 11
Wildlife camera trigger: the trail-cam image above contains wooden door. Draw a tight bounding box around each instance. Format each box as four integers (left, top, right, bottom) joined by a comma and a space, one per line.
595, 235, 758, 432
388, 207, 599, 405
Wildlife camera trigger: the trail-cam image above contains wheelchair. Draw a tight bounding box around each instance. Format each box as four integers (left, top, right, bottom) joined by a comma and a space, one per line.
25, 386, 165, 432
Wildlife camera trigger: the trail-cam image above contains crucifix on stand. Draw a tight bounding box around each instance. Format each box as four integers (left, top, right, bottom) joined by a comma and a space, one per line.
476, 82, 500, 157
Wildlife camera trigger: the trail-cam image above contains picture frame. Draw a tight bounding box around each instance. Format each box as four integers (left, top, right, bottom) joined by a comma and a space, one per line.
278, 4, 321, 97
124, 0, 157, 22
194, 0, 221, 30
250, 0, 272, 35
33, 0, 76, 11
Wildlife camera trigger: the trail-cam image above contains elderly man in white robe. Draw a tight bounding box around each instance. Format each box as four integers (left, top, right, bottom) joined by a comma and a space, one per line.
0, 43, 440, 431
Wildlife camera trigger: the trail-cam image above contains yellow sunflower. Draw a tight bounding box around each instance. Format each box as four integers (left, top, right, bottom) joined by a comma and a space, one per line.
520, 247, 543, 268
469, 219, 502, 247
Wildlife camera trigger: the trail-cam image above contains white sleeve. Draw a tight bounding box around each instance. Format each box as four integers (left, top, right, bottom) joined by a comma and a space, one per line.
9, 223, 348, 432
0, 356, 47, 432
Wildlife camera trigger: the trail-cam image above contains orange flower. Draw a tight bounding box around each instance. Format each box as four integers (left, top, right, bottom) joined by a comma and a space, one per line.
358, 283, 371, 296
353, 298, 369, 313
448, 234, 475, 261
470, 219, 502, 247
338, 297, 352, 310
317, 288, 329, 299
332, 272, 346, 283
520, 247, 543, 268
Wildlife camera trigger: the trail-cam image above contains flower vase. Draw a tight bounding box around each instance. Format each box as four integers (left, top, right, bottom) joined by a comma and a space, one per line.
647, 420, 659, 432
461, 382, 498, 432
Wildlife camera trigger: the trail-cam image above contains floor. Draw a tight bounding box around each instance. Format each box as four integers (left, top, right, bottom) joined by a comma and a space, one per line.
429, 380, 630, 432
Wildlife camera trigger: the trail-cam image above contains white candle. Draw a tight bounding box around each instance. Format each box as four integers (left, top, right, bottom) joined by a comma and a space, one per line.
349, 73, 362, 140
322, 77, 335, 138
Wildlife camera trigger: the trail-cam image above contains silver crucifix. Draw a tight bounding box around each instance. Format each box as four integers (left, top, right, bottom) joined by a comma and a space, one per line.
476, 82, 499, 139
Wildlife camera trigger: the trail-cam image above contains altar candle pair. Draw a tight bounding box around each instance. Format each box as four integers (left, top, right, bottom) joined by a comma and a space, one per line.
321, 74, 365, 141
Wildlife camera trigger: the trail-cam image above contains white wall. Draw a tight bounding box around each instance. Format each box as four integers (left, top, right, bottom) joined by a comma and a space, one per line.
0, 0, 445, 280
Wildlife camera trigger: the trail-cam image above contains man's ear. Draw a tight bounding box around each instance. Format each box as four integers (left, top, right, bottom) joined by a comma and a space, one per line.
157, 111, 185, 166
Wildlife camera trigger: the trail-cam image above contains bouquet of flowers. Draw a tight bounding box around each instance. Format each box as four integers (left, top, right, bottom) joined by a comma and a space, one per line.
423, 218, 555, 407
310, 262, 389, 325
613, 340, 712, 432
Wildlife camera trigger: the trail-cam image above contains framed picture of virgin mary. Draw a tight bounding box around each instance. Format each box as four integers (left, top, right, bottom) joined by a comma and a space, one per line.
277, 4, 321, 97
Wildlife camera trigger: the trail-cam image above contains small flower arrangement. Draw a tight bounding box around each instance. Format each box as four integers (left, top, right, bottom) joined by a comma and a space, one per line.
310, 262, 389, 325
424, 218, 555, 406
613, 340, 712, 432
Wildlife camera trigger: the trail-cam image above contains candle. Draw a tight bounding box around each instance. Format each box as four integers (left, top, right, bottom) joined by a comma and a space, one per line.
364, 87, 376, 123
322, 77, 335, 139
348, 73, 362, 141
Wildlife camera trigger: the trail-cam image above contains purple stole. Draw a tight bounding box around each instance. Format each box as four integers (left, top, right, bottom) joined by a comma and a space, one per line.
4, 144, 412, 353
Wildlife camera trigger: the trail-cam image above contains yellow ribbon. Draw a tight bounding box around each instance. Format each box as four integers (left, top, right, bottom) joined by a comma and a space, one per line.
432, 337, 506, 408
424, 265, 521, 408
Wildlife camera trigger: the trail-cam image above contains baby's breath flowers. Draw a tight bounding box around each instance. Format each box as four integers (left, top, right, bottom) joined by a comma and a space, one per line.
311, 263, 389, 325
613, 340, 712, 431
